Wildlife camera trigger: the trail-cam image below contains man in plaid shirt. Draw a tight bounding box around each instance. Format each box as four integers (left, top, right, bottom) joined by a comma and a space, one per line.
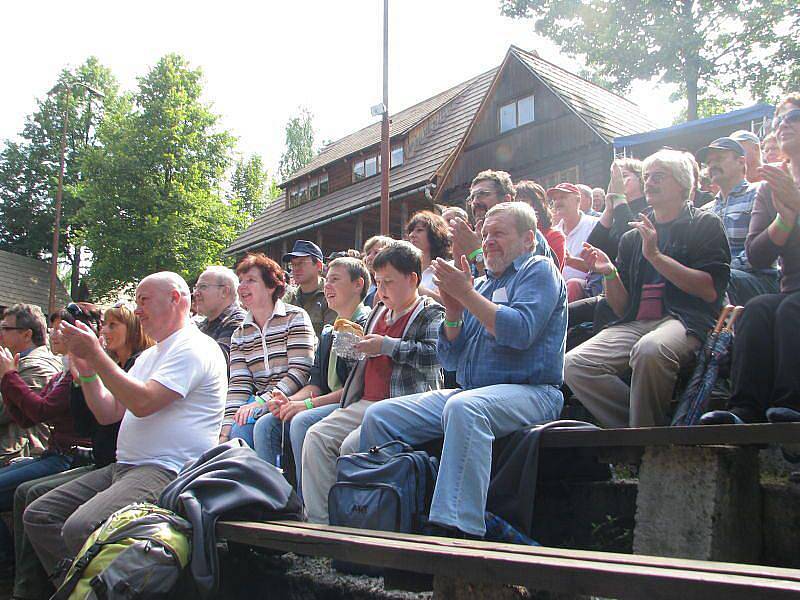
697, 137, 779, 305
301, 241, 444, 524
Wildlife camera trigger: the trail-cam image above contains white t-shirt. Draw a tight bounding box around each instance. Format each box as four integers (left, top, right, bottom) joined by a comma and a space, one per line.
559, 212, 599, 281
116, 323, 227, 473
420, 265, 439, 295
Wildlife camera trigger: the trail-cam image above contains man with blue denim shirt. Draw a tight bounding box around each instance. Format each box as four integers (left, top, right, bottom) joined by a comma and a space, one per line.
360, 202, 567, 538
697, 137, 779, 304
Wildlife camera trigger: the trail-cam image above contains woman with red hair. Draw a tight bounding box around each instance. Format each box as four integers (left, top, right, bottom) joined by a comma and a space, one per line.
220, 253, 316, 447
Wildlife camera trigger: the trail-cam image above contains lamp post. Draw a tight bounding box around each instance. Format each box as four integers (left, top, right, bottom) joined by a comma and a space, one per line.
379, 0, 390, 236
48, 80, 105, 315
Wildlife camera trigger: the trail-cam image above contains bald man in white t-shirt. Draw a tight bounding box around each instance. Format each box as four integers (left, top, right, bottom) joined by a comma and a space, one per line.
24, 272, 227, 578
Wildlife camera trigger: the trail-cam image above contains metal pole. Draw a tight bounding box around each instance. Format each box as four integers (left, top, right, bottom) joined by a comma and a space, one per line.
379, 0, 390, 235
49, 87, 70, 315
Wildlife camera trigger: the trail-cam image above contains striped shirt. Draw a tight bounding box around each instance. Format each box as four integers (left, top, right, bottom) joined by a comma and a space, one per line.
706, 180, 760, 271
224, 300, 316, 426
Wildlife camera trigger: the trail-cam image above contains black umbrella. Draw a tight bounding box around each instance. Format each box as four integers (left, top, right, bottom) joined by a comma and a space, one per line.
682, 306, 743, 426
672, 305, 734, 426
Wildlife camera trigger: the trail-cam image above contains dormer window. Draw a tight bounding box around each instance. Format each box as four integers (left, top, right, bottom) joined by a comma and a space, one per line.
391, 145, 404, 167
499, 94, 535, 133
287, 173, 330, 209
352, 145, 404, 182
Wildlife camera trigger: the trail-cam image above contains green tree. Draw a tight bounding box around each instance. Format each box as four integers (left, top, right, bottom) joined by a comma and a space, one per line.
230, 153, 279, 226
278, 107, 315, 182
0, 57, 118, 293
80, 54, 238, 297
500, 0, 795, 120
673, 95, 743, 125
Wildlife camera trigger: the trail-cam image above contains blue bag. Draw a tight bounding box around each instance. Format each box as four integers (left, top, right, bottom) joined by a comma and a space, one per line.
328, 440, 438, 533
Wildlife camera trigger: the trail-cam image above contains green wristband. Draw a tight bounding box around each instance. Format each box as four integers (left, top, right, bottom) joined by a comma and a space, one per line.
443, 319, 463, 328
254, 395, 266, 405
78, 373, 99, 384
603, 268, 618, 282
775, 214, 794, 233
467, 248, 483, 261
304, 397, 314, 410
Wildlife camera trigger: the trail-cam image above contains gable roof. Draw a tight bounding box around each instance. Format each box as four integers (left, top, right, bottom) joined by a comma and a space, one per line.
227, 68, 497, 254
0, 250, 71, 313
282, 76, 477, 186
510, 46, 656, 142
433, 47, 658, 201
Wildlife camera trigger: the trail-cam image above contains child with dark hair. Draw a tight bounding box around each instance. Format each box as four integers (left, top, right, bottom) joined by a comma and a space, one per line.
301, 240, 444, 524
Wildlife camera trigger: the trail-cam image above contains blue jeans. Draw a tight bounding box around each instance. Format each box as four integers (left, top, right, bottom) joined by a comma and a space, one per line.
359, 385, 563, 536
253, 404, 338, 498
0, 453, 74, 511
230, 421, 255, 448
0, 452, 74, 562
727, 268, 779, 307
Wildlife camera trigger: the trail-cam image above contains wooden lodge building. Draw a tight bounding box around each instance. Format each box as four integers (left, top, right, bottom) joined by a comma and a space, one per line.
226, 46, 656, 260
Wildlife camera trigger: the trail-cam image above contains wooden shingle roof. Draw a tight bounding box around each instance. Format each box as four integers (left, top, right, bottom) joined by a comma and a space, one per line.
0, 250, 71, 313
510, 46, 656, 141
227, 68, 497, 254
282, 78, 476, 186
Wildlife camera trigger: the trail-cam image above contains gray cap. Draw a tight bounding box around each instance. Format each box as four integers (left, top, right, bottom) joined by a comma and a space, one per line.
730, 130, 760, 145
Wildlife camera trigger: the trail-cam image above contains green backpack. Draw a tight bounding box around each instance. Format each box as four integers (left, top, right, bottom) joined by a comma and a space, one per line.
52, 503, 192, 600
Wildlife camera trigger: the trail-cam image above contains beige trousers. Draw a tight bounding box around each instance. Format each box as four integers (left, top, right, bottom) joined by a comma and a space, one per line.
564, 317, 700, 428
301, 399, 374, 524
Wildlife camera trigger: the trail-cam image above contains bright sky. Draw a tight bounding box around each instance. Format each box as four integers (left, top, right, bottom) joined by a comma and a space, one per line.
1, 0, 682, 174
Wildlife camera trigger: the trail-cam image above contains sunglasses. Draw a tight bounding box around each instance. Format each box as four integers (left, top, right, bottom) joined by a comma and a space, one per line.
772, 108, 800, 131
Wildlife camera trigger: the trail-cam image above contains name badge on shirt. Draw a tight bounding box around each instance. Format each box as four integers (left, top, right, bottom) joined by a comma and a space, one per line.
492, 287, 509, 303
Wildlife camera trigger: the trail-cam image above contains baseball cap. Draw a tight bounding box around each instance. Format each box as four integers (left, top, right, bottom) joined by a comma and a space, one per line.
282, 240, 324, 263
696, 137, 745, 163
729, 130, 761, 145
546, 182, 581, 197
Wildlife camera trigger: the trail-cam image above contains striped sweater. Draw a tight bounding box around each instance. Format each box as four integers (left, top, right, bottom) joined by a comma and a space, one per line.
224, 300, 316, 426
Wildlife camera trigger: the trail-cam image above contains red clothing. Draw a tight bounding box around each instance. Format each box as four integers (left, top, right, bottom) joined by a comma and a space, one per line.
361, 307, 416, 401
1, 370, 91, 453
542, 226, 566, 271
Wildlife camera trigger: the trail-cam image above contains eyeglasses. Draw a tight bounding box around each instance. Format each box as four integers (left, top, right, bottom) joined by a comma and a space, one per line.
772, 108, 800, 131
192, 283, 226, 293
643, 172, 670, 184
0, 325, 26, 332
468, 189, 494, 203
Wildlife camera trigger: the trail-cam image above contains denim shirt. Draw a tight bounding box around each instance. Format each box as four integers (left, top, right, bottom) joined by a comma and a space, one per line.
438, 252, 567, 390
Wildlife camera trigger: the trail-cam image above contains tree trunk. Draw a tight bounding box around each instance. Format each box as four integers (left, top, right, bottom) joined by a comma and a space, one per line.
71, 246, 81, 300
682, 0, 699, 121
686, 69, 699, 121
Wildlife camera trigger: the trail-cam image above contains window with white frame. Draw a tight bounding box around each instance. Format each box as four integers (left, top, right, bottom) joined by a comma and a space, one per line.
499, 94, 535, 134
391, 145, 404, 167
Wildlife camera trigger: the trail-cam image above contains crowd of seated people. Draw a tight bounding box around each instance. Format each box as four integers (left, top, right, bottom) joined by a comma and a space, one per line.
0, 92, 797, 596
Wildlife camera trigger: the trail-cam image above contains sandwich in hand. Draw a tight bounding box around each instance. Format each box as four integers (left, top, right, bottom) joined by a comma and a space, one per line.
333, 318, 365, 337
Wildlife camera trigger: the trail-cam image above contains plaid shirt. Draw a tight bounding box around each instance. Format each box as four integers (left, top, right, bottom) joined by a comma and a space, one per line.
198, 302, 246, 365
706, 180, 762, 271
224, 300, 316, 426
340, 295, 444, 408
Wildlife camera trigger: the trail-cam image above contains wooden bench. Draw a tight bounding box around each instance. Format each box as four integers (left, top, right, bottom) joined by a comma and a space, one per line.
217, 520, 800, 599
534, 422, 800, 563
